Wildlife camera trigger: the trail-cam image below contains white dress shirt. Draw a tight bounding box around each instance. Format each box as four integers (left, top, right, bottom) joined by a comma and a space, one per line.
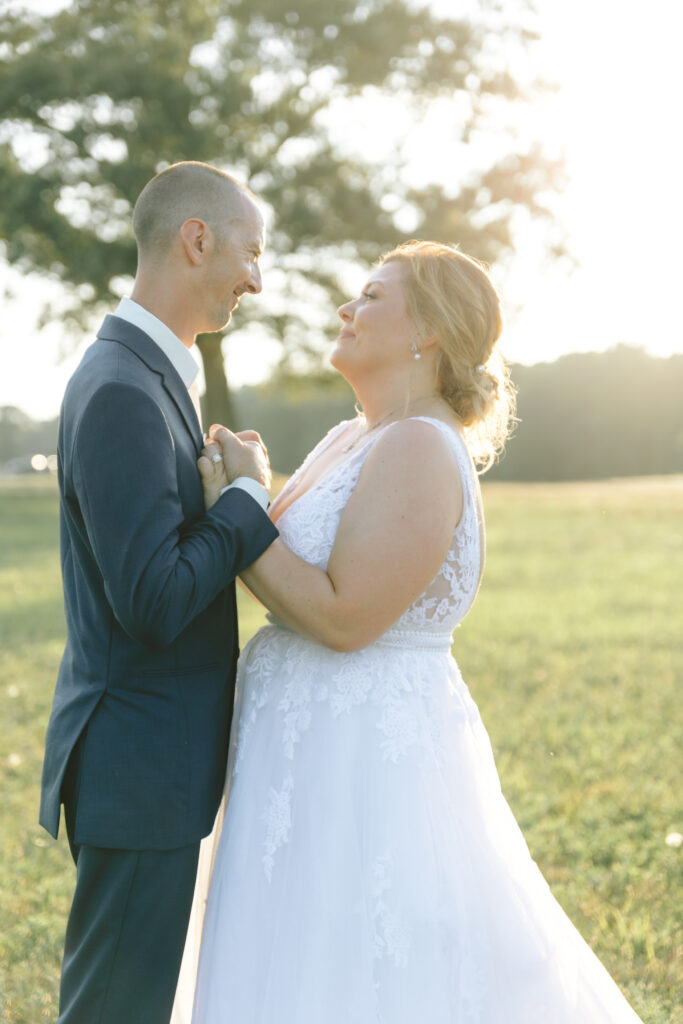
114, 297, 269, 511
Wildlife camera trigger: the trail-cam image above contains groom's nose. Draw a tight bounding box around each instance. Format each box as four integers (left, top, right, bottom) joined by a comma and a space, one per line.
244, 263, 262, 294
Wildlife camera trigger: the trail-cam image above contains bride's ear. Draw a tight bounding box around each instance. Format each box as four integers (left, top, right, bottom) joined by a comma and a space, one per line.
420, 331, 439, 352
414, 332, 439, 362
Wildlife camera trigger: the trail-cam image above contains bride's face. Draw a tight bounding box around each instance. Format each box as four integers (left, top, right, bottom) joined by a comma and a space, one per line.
331, 261, 415, 376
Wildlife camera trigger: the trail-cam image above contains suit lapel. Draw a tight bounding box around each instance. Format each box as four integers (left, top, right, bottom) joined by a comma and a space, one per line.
97, 315, 203, 454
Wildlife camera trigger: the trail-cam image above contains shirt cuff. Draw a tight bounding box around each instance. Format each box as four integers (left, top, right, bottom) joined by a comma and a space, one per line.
220, 476, 270, 511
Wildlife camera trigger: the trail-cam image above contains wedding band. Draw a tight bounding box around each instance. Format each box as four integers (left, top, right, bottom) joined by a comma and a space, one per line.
210, 453, 223, 465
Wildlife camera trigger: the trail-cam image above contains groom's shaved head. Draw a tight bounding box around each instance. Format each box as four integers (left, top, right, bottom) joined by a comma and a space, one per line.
133, 161, 257, 262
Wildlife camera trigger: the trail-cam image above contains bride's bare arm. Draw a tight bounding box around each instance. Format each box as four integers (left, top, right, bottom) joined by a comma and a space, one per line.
237, 576, 264, 604
239, 419, 463, 652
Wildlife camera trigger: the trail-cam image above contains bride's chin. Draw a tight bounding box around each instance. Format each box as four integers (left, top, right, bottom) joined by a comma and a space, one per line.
329, 347, 345, 370
329, 351, 355, 386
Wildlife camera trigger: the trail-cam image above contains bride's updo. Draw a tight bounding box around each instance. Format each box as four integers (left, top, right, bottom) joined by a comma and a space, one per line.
381, 240, 516, 471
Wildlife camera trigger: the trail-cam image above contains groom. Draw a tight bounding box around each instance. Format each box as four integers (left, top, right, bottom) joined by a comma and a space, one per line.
40, 161, 279, 1023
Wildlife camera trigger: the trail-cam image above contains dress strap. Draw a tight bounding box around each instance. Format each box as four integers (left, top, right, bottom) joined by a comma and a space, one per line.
397, 416, 486, 592
402, 415, 467, 452
380, 416, 474, 495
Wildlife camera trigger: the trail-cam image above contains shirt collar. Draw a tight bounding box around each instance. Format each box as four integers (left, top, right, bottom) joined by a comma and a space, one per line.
114, 297, 200, 390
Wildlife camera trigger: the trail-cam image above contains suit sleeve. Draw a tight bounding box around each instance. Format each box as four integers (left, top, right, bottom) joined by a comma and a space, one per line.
72, 381, 278, 648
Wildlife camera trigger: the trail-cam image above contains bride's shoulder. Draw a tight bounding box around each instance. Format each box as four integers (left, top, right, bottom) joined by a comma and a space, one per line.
355, 418, 463, 522
367, 417, 461, 476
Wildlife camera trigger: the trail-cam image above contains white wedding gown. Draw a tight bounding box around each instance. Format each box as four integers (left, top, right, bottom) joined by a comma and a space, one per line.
172, 416, 643, 1023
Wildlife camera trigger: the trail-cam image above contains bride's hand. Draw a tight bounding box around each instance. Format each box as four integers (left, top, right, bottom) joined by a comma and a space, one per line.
198, 440, 229, 510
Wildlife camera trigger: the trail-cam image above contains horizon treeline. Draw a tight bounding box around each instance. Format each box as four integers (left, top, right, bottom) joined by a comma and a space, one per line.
236, 345, 683, 481
3, 346, 682, 482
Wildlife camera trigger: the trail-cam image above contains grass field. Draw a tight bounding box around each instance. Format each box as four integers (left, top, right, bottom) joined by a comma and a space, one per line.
0, 473, 681, 1022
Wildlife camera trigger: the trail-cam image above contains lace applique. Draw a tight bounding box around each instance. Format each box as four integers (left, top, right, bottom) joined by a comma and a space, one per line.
396, 501, 481, 631
369, 656, 431, 762
371, 855, 411, 967
420, 697, 447, 776
330, 653, 373, 716
234, 627, 283, 774
279, 644, 316, 759
262, 773, 294, 881
376, 706, 417, 763
279, 468, 355, 570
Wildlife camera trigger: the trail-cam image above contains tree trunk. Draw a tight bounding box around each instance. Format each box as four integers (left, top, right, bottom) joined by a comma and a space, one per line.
196, 333, 237, 431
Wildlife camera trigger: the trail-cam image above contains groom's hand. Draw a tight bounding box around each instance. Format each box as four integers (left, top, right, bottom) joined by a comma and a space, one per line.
198, 438, 229, 510
209, 424, 272, 492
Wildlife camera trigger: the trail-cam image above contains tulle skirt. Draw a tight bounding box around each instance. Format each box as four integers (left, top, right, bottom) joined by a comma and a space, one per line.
172, 626, 642, 1023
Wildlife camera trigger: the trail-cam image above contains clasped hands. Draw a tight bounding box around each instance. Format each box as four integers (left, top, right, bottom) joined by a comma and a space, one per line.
198, 425, 271, 509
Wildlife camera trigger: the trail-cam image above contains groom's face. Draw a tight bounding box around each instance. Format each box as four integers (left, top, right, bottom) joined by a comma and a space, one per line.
204, 198, 265, 332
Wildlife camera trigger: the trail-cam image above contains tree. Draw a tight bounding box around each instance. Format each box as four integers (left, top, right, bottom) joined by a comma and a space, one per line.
0, 0, 562, 426
486, 347, 683, 481
0, 405, 58, 464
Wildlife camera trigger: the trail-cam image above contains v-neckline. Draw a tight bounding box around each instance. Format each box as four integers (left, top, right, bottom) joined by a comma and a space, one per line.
269, 419, 372, 525
270, 415, 467, 526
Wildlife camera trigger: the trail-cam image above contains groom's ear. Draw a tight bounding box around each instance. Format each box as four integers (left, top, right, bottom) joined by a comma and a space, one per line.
180, 218, 210, 265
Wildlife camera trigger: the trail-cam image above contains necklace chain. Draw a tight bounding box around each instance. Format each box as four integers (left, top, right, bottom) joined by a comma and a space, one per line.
342, 394, 438, 453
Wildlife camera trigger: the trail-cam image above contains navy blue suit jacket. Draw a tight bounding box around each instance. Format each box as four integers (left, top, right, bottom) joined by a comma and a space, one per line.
40, 315, 278, 850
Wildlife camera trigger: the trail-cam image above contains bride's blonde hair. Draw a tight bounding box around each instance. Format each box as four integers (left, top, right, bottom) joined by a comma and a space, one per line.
381, 240, 516, 472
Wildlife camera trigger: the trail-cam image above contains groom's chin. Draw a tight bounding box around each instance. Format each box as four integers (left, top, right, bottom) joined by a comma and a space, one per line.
210, 309, 233, 333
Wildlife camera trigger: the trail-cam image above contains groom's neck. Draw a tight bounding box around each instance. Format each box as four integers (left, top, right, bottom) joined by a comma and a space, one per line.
130, 276, 197, 349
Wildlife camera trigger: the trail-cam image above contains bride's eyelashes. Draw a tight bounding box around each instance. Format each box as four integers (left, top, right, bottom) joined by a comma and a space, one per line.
362, 290, 378, 300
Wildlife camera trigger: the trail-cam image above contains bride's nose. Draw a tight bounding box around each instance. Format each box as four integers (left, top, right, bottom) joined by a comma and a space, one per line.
337, 300, 353, 322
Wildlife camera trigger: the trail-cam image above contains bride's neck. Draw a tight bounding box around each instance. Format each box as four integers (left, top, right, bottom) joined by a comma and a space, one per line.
352, 372, 439, 427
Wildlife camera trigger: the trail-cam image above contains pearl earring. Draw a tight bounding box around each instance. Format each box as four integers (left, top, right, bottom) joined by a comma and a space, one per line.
411, 342, 421, 360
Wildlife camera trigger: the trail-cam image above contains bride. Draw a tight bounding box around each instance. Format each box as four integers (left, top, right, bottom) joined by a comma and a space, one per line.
172, 240, 643, 1022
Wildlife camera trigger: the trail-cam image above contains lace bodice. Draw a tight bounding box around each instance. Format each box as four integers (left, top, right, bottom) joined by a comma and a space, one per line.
274, 416, 485, 645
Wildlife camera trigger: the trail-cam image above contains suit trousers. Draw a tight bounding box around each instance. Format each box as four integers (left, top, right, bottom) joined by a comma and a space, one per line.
58, 750, 200, 1024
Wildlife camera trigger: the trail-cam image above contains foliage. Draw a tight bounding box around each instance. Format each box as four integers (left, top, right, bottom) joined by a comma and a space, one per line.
0, 0, 563, 423
0, 474, 681, 1021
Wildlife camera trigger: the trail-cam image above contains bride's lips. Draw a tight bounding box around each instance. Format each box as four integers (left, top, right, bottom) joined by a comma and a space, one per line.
337, 330, 355, 340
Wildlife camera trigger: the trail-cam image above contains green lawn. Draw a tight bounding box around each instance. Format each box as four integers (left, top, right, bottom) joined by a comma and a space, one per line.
0, 473, 681, 1022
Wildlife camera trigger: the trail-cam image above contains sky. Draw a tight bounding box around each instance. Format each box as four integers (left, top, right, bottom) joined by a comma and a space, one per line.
1, 0, 682, 420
